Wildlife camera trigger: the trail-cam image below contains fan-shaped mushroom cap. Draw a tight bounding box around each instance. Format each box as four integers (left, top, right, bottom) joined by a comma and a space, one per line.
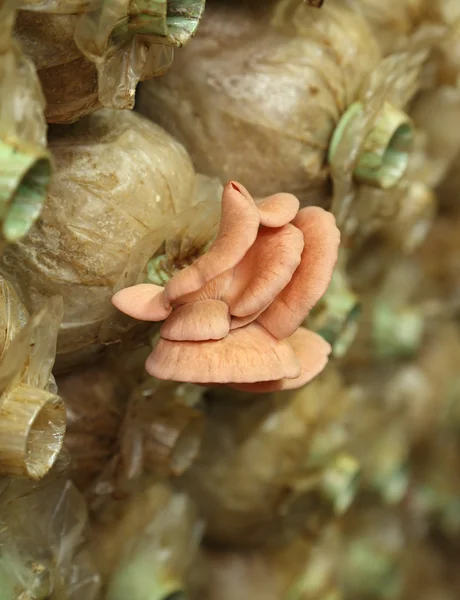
160, 299, 230, 341
145, 322, 301, 384
111, 284, 171, 321
229, 327, 331, 392
256, 192, 300, 227
257, 207, 340, 339
224, 223, 304, 317
165, 182, 260, 303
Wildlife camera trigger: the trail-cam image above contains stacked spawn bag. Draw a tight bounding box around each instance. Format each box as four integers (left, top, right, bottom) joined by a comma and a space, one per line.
0, 458, 101, 600
0, 277, 66, 481
137, 0, 381, 206
137, 0, 451, 261
178, 368, 359, 549
0, 108, 223, 371
1, 4, 218, 598
58, 351, 206, 494
0, 6, 98, 598
150, 2, 460, 599
88, 480, 204, 600
6, 1, 460, 599
15, 0, 205, 123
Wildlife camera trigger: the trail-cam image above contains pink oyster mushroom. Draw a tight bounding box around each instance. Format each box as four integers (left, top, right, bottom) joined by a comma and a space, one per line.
112, 182, 340, 392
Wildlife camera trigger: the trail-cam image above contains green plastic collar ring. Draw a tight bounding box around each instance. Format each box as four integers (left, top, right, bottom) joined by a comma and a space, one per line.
328, 101, 414, 189
0, 137, 52, 242
126, 0, 206, 46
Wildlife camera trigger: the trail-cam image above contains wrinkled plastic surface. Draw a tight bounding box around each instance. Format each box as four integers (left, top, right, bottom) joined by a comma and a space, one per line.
57, 360, 130, 491
58, 351, 205, 492
0, 2, 51, 249
329, 31, 443, 236
0, 463, 100, 600
138, 0, 380, 206
90, 482, 203, 600
16, 0, 205, 123
0, 3, 47, 148
119, 377, 205, 483
181, 369, 354, 547
354, 0, 426, 55
14, 11, 99, 125
0, 109, 223, 370
0, 277, 66, 480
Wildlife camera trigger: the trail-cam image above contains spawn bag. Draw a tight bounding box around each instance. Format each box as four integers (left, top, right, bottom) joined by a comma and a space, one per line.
0, 277, 65, 480
0, 109, 223, 370
0, 2, 51, 246
16, 0, 205, 123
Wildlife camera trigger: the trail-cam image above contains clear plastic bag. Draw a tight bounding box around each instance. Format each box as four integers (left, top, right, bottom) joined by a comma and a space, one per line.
138, 0, 381, 206
0, 2, 51, 246
59, 351, 205, 492
0, 277, 66, 480
0, 109, 223, 370
90, 481, 203, 600
57, 360, 130, 492
119, 377, 205, 483
0, 461, 100, 600
181, 368, 357, 547
16, 0, 205, 123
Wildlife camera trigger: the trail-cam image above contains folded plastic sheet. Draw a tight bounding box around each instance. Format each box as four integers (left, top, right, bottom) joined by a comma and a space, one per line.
180, 368, 357, 547
16, 0, 205, 123
0, 277, 66, 480
58, 349, 205, 492
57, 360, 130, 491
119, 378, 205, 483
138, 0, 381, 206
354, 0, 427, 55
0, 460, 100, 600
329, 36, 441, 232
0, 109, 223, 371
90, 481, 203, 600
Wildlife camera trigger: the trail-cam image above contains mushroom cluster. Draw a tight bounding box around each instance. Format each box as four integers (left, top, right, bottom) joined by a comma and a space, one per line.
113, 182, 340, 392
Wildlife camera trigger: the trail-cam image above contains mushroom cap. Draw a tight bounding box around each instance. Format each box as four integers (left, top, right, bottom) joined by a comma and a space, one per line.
229, 327, 332, 392
164, 182, 260, 303
111, 284, 171, 321
145, 322, 301, 384
256, 192, 300, 227
257, 207, 341, 339
160, 299, 230, 341
111, 182, 340, 392
224, 223, 304, 317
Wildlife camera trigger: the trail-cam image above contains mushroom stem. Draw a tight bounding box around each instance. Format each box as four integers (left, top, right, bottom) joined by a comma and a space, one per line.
0, 384, 66, 479
329, 102, 414, 189
0, 137, 51, 242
